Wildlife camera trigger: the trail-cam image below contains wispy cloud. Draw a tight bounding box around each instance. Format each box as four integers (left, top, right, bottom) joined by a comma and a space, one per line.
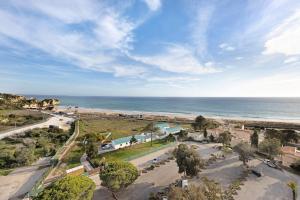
219, 43, 235, 51
263, 9, 300, 56
143, 0, 161, 11
130, 44, 220, 74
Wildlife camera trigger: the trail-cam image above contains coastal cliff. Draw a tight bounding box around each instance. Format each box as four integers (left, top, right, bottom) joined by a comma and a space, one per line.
0, 93, 60, 110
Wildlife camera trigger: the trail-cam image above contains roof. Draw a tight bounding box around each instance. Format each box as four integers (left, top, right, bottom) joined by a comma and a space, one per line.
281, 146, 300, 157
112, 134, 146, 145
165, 126, 182, 134
155, 122, 169, 130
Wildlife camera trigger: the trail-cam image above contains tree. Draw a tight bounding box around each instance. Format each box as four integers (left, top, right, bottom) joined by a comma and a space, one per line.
167, 177, 223, 200
287, 181, 297, 200
259, 138, 281, 160
178, 130, 188, 140
250, 130, 259, 148
192, 115, 207, 131
234, 142, 253, 166
203, 128, 208, 138
282, 130, 299, 145
143, 122, 159, 147
173, 144, 204, 177
218, 131, 232, 147
165, 134, 176, 142
129, 135, 137, 145
14, 147, 35, 166
100, 160, 138, 199
86, 142, 98, 159
34, 176, 95, 200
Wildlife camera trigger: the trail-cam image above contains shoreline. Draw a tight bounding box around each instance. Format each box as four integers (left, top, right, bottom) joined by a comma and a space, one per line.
57, 106, 300, 124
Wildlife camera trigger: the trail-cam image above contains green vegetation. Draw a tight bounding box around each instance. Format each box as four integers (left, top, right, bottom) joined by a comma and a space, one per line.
259, 138, 281, 160
79, 117, 149, 140
287, 181, 297, 200
164, 177, 223, 200
0, 110, 47, 132
250, 130, 259, 148
218, 131, 232, 147
265, 129, 299, 145
100, 160, 138, 199
173, 143, 204, 177
192, 115, 219, 131
34, 175, 95, 200
234, 142, 253, 166
0, 126, 72, 170
91, 139, 174, 166
62, 144, 85, 169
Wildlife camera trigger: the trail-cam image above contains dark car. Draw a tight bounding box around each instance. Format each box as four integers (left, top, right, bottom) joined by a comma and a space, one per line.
251, 169, 262, 177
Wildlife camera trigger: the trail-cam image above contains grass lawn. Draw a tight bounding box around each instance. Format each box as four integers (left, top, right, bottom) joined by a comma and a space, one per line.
61, 144, 85, 169
79, 118, 149, 140
92, 139, 174, 164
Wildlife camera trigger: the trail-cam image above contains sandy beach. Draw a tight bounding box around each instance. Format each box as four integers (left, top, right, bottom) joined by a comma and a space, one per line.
57, 106, 300, 124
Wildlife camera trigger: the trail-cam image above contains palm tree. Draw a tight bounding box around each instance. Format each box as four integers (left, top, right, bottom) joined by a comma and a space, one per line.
143, 122, 159, 146
287, 181, 297, 200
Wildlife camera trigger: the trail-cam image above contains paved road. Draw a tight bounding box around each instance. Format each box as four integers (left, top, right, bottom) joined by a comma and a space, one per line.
235, 159, 300, 200
0, 114, 74, 139
92, 142, 222, 200
0, 158, 51, 200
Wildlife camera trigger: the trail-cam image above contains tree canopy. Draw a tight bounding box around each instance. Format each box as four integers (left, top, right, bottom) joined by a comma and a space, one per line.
34, 176, 95, 200
173, 144, 204, 177
265, 129, 299, 145
167, 177, 223, 200
259, 138, 281, 159
130, 135, 137, 145
250, 130, 259, 148
192, 115, 207, 131
234, 142, 253, 165
218, 131, 232, 147
100, 160, 138, 194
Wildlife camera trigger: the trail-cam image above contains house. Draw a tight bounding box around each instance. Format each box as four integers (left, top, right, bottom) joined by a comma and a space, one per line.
111, 134, 150, 149
280, 146, 300, 166
155, 122, 182, 135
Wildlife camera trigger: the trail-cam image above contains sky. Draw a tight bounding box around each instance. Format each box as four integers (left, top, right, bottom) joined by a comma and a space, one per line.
0, 0, 300, 97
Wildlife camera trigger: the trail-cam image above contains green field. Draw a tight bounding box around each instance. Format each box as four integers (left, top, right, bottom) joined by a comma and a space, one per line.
0, 110, 48, 132
91, 139, 175, 166
79, 117, 150, 140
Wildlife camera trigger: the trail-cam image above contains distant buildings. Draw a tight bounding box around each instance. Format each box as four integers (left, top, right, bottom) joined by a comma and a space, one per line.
111, 134, 151, 150
280, 146, 300, 166
155, 122, 182, 135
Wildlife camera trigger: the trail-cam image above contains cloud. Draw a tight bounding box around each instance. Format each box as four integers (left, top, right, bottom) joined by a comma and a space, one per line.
143, 0, 161, 11
189, 2, 215, 55
130, 44, 220, 74
263, 10, 300, 56
219, 43, 235, 51
235, 57, 243, 60
0, 0, 144, 78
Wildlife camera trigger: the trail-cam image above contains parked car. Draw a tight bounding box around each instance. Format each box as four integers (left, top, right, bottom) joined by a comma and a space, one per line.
251, 169, 262, 177
152, 158, 159, 164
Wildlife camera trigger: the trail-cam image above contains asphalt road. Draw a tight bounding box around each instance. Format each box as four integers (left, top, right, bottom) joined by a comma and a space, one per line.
235, 159, 300, 200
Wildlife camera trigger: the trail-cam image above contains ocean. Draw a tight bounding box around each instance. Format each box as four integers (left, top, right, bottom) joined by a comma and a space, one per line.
31, 96, 300, 122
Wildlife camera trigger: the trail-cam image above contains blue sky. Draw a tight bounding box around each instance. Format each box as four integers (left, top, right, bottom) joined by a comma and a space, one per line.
0, 0, 300, 97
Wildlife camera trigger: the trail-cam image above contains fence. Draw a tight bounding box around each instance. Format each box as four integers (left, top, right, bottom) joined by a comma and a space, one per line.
26, 120, 78, 198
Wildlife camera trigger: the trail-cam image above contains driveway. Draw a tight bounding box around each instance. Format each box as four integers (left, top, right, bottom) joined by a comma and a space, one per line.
0, 158, 51, 200
235, 159, 300, 200
0, 114, 74, 139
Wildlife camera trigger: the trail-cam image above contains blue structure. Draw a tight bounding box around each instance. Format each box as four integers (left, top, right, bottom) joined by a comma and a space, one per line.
155, 122, 182, 134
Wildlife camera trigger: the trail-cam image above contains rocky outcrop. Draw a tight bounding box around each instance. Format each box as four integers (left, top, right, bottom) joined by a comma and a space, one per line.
0, 93, 60, 110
